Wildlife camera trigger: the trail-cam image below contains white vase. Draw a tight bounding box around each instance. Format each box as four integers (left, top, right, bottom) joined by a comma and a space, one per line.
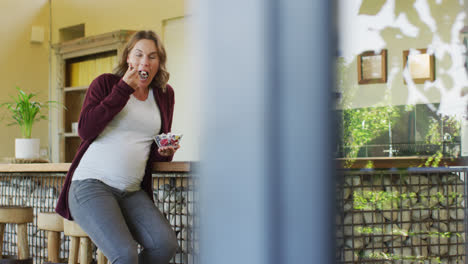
15, 138, 40, 159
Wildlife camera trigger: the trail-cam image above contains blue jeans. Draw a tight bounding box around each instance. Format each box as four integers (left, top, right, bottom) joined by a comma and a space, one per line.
68, 179, 178, 264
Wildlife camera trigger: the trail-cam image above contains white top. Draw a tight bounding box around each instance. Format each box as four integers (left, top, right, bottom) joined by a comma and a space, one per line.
73, 90, 161, 191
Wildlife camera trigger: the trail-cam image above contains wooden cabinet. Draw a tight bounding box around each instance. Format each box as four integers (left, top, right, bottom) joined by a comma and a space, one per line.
53, 30, 135, 162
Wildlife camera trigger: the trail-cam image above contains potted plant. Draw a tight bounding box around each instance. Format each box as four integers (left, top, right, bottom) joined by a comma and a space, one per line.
0, 87, 62, 159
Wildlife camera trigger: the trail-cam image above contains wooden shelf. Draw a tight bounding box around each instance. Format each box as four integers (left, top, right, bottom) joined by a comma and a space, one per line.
53, 30, 135, 59
53, 30, 135, 162
63, 133, 79, 138
64, 86, 88, 92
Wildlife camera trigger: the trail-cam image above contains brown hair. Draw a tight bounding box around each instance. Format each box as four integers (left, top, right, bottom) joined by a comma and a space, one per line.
114, 30, 170, 92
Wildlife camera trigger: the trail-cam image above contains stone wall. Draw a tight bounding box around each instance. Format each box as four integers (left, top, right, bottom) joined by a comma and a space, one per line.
0, 172, 198, 264
337, 170, 466, 264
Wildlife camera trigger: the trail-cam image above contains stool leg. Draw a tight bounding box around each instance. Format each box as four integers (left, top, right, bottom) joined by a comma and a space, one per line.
97, 249, 108, 264
79, 237, 92, 264
47, 231, 61, 262
88, 239, 93, 264
17, 223, 29, 260
0, 223, 5, 259
68, 236, 79, 264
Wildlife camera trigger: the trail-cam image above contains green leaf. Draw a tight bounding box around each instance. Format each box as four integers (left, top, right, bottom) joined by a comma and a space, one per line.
0, 87, 65, 138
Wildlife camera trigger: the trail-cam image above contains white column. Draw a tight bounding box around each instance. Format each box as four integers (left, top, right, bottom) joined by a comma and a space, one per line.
193, 0, 335, 263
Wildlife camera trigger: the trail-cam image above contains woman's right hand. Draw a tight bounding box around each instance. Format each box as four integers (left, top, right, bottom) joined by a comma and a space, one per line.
122, 63, 139, 90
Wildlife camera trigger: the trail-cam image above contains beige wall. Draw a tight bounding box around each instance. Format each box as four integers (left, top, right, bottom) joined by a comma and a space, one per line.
338, 0, 467, 113
0, 0, 50, 159
50, 0, 185, 42
163, 17, 200, 161
0, 0, 186, 160
49, 0, 186, 162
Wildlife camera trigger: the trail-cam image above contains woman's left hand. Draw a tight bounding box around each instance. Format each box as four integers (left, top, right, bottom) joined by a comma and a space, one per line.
158, 145, 180, 156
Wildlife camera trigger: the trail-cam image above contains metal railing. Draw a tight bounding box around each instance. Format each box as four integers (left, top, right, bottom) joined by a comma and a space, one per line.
336, 168, 467, 263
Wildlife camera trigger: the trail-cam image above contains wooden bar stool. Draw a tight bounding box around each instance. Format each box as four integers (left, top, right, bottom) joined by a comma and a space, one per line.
63, 220, 107, 264
0, 206, 33, 264
37, 212, 64, 263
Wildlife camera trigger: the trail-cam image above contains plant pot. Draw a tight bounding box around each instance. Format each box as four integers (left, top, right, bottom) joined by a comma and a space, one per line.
15, 138, 40, 159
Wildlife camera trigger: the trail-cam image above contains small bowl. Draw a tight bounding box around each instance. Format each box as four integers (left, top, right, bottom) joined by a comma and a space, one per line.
154, 133, 183, 148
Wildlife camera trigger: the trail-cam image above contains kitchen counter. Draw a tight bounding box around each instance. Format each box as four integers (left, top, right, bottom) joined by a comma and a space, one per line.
0, 161, 192, 173
0, 160, 196, 263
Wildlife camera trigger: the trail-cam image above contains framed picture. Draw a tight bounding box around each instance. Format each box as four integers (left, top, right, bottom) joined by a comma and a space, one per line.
403, 49, 435, 84
357, 49, 387, 84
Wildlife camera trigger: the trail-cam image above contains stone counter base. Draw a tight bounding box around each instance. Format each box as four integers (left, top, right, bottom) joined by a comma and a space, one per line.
0, 172, 198, 264
336, 169, 467, 264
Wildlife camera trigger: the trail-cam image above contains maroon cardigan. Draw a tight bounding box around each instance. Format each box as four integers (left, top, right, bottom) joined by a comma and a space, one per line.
55, 73, 175, 220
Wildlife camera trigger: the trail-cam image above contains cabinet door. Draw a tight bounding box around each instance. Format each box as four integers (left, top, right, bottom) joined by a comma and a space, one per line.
54, 30, 135, 162
62, 51, 118, 162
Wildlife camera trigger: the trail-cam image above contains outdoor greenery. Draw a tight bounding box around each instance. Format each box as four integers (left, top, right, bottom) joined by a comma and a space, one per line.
358, 251, 441, 263
0, 87, 63, 138
337, 55, 462, 168
355, 226, 461, 239
349, 188, 464, 263
337, 58, 401, 168
422, 115, 461, 167
353, 190, 463, 211
341, 106, 400, 167
337, 1, 465, 262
